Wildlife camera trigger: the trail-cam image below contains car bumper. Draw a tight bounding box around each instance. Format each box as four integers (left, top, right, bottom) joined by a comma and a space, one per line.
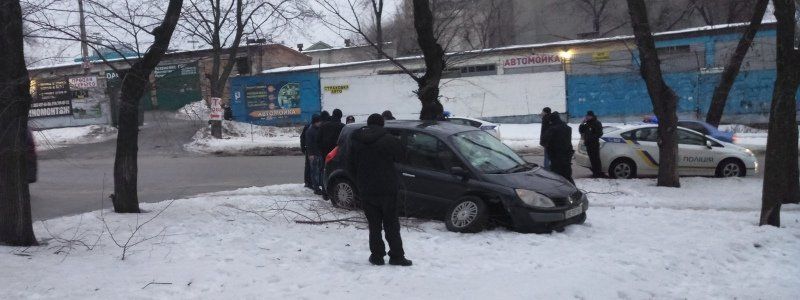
506, 198, 589, 233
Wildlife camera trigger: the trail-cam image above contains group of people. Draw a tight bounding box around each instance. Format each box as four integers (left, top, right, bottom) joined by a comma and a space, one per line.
539, 107, 604, 184
300, 109, 411, 267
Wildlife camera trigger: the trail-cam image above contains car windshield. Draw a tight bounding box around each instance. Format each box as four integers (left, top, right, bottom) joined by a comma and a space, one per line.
451, 130, 528, 174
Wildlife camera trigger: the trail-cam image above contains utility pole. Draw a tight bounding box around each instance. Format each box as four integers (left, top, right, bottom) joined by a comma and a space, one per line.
78, 0, 91, 74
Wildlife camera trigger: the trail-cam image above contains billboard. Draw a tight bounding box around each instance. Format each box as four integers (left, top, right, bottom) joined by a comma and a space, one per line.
229, 71, 321, 126
30, 77, 73, 118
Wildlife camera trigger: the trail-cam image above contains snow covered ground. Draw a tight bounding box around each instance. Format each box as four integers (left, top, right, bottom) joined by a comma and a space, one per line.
2, 178, 798, 299
184, 120, 302, 155
175, 100, 210, 121
32, 125, 117, 151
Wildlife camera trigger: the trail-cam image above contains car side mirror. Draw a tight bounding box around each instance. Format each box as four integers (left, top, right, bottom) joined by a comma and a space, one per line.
705, 140, 713, 149
450, 167, 470, 180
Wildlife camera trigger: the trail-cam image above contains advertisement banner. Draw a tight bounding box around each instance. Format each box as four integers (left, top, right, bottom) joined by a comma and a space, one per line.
502, 54, 562, 68
229, 71, 321, 126
29, 77, 72, 118
68, 76, 98, 89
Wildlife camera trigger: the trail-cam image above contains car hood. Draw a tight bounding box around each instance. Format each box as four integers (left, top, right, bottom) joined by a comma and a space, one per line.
482, 166, 577, 198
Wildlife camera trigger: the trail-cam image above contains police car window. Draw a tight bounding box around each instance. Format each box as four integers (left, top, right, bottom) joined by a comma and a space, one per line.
633, 128, 659, 142
406, 132, 458, 171
677, 129, 706, 146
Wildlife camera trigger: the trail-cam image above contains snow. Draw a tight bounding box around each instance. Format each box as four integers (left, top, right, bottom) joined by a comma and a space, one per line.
184, 120, 302, 155
174, 100, 210, 121
1, 178, 798, 299
32, 125, 117, 151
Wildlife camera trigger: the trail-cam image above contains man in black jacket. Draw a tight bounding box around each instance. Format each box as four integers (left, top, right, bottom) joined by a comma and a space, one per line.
541, 112, 575, 184
305, 115, 323, 194
318, 108, 344, 158
539, 107, 552, 170
300, 114, 319, 189
579, 110, 604, 178
348, 114, 412, 267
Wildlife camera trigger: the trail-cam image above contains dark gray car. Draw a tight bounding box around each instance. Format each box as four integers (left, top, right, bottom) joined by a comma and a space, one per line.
324, 120, 587, 233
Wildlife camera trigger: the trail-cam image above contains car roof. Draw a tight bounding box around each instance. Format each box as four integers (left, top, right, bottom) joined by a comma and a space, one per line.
448, 116, 496, 125
342, 120, 481, 138
608, 123, 715, 138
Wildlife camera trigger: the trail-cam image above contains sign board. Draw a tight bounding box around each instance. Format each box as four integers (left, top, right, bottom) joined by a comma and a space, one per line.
229, 71, 320, 126
502, 54, 562, 68
29, 77, 72, 118
592, 51, 611, 62
324, 85, 349, 94
155, 63, 198, 78
209, 97, 223, 121
68, 75, 98, 89
244, 82, 302, 121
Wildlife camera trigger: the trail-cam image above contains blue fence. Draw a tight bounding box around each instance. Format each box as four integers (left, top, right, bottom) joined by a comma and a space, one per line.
229, 71, 321, 126
567, 69, 787, 120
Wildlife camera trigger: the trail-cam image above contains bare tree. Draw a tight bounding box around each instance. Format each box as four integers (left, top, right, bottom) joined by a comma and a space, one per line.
570, 0, 628, 37
626, 0, 680, 187
0, 0, 38, 246
760, 0, 800, 227
705, 0, 769, 127
690, 0, 755, 26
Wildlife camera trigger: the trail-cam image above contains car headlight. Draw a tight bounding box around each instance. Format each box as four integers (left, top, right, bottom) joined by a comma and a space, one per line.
741, 148, 754, 156
515, 189, 555, 208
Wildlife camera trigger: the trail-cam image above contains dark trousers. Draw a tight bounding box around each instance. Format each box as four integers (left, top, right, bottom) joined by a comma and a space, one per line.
303, 154, 311, 188
549, 152, 575, 185
362, 196, 404, 259
586, 141, 603, 176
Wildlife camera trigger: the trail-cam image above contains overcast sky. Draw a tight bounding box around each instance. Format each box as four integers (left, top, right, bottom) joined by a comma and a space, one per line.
25, 0, 402, 67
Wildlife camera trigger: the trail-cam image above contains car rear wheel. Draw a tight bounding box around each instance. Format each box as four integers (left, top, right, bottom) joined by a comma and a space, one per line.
716, 159, 746, 178
445, 196, 488, 233
330, 178, 359, 209
609, 158, 637, 179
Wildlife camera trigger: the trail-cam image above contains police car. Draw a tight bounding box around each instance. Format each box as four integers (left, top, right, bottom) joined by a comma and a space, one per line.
575, 124, 758, 179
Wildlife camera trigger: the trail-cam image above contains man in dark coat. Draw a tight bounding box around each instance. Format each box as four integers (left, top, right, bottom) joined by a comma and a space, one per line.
318, 108, 345, 158
579, 110, 604, 178
541, 112, 575, 184
381, 110, 396, 120
300, 114, 319, 189
305, 115, 324, 194
348, 114, 412, 267
539, 107, 552, 170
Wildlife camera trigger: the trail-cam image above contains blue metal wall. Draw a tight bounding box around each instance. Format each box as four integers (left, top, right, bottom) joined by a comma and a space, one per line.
567, 69, 781, 119
566, 28, 800, 121
229, 71, 321, 126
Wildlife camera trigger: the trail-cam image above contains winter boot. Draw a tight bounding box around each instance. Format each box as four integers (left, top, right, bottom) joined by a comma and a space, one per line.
389, 257, 412, 266
369, 255, 385, 266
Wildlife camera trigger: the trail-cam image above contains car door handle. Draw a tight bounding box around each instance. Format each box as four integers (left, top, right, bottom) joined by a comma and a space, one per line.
401, 173, 416, 178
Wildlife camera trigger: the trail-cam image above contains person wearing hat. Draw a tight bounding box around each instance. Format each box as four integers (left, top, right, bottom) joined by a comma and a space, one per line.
305, 114, 325, 194
345, 115, 356, 124
348, 113, 412, 267
579, 110, 605, 178
541, 111, 574, 184
300, 114, 320, 190
539, 107, 552, 170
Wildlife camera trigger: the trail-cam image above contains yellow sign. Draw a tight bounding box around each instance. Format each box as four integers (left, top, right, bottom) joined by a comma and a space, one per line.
324, 85, 349, 94
592, 51, 611, 62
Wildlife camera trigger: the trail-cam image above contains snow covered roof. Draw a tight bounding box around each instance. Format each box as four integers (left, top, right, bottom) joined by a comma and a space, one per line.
263, 21, 777, 74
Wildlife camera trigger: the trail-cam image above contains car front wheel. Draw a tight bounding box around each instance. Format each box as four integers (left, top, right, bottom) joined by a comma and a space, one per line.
330, 178, 359, 209
445, 196, 488, 233
716, 159, 746, 178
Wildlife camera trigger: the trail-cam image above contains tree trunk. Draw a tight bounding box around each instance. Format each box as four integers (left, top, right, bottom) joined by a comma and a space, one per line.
705, 0, 769, 127
0, 0, 38, 246
373, 0, 384, 59
626, 0, 680, 187
760, 0, 800, 227
112, 0, 183, 213
412, 0, 445, 121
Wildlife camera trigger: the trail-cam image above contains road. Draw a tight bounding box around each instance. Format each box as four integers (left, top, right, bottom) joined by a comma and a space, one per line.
31, 112, 766, 220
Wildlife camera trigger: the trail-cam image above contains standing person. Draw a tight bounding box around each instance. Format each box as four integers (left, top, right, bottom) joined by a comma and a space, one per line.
541, 112, 575, 185
579, 110, 605, 178
300, 114, 319, 189
305, 115, 324, 195
319, 109, 345, 158
348, 114, 412, 267
345, 115, 355, 124
539, 107, 552, 170
381, 110, 396, 120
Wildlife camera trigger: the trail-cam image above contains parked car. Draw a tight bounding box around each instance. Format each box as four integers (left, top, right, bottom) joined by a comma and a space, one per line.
575, 124, 757, 179
446, 117, 501, 139
643, 117, 735, 143
324, 120, 587, 233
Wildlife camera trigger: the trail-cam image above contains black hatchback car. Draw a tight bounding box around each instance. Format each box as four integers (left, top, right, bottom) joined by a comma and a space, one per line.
324, 120, 587, 233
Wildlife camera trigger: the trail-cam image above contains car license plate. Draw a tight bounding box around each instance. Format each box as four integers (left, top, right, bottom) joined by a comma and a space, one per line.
565, 204, 583, 219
